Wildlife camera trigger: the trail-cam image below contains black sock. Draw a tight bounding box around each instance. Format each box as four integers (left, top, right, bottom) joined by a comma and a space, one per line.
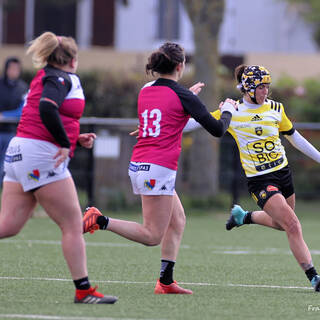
160, 259, 175, 285
305, 267, 318, 281
74, 276, 91, 290
243, 212, 254, 224
97, 216, 109, 230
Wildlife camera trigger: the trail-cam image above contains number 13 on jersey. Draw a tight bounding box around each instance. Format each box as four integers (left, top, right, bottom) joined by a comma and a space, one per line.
141, 109, 162, 137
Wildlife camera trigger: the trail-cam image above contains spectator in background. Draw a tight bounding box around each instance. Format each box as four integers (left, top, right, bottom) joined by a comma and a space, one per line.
0, 57, 28, 180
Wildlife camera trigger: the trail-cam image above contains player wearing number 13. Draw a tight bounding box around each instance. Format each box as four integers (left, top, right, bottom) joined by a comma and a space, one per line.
217, 65, 320, 291
83, 42, 237, 294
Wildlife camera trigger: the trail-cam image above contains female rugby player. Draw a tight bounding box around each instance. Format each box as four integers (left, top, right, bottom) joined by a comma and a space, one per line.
83, 42, 237, 294
219, 65, 320, 291
0, 32, 117, 304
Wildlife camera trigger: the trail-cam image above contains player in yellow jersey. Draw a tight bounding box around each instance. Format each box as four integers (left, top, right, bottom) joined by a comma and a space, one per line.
218, 65, 320, 291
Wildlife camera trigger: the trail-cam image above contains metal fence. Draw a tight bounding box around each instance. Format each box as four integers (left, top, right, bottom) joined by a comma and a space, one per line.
2, 118, 320, 209
75, 119, 320, 208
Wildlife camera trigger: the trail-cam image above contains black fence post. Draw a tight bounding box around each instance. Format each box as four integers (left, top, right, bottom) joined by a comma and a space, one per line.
86, 124, 95, 207
231, 142, 241, 207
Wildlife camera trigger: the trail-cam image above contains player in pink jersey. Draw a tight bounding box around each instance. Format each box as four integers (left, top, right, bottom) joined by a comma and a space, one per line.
83, 42, 237, 294
0, 32, 117, 304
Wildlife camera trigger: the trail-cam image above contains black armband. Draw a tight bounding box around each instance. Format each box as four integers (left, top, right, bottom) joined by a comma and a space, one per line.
281, 127, 295, 136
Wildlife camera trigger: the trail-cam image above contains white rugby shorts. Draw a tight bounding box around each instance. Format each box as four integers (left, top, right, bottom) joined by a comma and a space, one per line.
4, 137, 71, 192
128, 162, 176, 196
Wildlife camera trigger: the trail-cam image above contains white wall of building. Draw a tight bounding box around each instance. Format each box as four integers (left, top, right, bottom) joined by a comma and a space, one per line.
114, 0, 318, 54
114, 0, 158, 51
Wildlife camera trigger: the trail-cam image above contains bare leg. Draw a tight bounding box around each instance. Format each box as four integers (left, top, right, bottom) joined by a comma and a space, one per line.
161, 193, 186, 261
263, 193, 312, 270
107, 195, 174, 246
35, 177, 87, 280
0, 181, 37, 238
250, 194, 295, 230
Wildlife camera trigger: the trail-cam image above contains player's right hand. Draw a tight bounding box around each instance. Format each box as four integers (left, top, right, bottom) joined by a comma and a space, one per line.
53, 147, 70, 168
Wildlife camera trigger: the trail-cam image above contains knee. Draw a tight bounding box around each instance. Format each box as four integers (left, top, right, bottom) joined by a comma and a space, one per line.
273, 222, 285, 231
142, 226, 165, 246
284, 217, 301, 236
59, 216, 82, 235
177, 210, 186, 229
0, 228, 20, 239
171, 209, 186, 233
0, 220, 21, 238
143, 235, 162, 247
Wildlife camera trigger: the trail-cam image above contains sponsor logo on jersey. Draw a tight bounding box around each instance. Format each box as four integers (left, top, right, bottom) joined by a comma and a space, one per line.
251, 114, 262, 121
47, 170, 56, 178
160, 184, 167, 191
129, 163, 150, 172
5, 154, 22, 163
255, 126, 263, 136
235, 124, 251, 129
144, 179, 156, 190
267, 185, 279, 192
28, 169, 40, 181
138, 164, 150, 171
259, 190, 267, 199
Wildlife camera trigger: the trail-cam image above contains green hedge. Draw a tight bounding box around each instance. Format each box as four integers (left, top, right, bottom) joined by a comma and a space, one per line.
21, 68, 320, 202
22, 68, 320, 121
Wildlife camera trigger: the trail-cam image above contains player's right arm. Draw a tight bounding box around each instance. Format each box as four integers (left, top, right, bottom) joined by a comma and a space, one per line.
280, 104, 320, 163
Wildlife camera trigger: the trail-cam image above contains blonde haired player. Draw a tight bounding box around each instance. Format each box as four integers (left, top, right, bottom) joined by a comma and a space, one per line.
0, 32, 117, 304
215, 65, 320, 291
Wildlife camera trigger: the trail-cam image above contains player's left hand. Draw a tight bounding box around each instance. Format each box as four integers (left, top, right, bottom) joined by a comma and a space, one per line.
219, 98, 238, 110
189, 82, 205, 95
78, 133, 96, 149
129, 126, 139, 138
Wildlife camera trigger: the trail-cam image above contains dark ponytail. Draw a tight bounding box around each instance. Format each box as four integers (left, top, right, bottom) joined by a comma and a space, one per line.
146, 42, 185, 76
234, 64, 247, 93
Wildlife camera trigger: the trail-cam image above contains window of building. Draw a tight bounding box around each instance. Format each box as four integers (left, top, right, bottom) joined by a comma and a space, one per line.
158, 0, 180, 40
34, 0, 76, 38
92, 0, 115, 46
2, 0, 25, 44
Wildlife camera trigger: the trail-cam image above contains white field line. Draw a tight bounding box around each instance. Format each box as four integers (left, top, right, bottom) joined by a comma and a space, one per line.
3, 238, 320, 255
0, 276, 312, 291
0, 239, 191, 249
212, 249, 320, 255
0, 315, 167, 320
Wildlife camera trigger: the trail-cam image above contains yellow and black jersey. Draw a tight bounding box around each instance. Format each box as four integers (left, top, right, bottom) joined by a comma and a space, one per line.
211, 99, 294, 177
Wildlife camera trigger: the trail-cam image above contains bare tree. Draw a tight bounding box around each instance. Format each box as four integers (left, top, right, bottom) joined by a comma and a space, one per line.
182, 0, 225, 196
281, 0, 320, 48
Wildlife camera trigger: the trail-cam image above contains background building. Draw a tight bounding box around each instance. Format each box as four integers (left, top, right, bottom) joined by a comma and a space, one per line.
1, 0, 320, 79
0, 0, 317, 53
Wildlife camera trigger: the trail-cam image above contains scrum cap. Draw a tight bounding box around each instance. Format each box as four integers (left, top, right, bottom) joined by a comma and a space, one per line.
241, 66, 271, 98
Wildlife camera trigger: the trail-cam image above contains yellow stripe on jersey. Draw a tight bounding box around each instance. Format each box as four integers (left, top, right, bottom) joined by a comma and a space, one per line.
211, 99, 293, 177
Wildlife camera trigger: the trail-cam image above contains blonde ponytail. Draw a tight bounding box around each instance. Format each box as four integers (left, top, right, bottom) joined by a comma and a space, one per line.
27, 32, 59, 68
27, 31, 78, 68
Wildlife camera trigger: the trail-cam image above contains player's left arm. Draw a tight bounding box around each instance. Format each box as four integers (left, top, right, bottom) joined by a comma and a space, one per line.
183, 101, 234, 133
281, 104, 320, 163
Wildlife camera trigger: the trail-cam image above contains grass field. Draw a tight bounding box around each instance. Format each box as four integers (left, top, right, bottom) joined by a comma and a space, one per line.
1, 200, 320, 320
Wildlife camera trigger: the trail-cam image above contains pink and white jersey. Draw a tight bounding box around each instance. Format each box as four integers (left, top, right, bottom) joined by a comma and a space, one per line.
131, 79, 190, 170
17, 66, 85, 157
131, 78, 233, 170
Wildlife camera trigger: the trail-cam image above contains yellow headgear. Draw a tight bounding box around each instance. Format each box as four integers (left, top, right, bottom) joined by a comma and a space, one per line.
240, 66, 271, 99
